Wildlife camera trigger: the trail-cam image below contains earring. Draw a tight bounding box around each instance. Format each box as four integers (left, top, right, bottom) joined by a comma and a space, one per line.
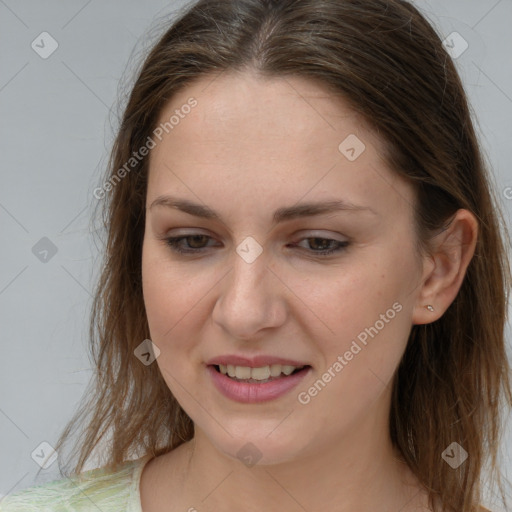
426, 305, 434, 312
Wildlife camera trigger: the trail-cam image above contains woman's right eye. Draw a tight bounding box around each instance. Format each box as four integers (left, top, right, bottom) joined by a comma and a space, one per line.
164, 235, 216, 254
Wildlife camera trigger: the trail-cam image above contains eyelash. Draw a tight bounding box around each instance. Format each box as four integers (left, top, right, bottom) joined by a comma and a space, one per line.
163, 235, 349, 257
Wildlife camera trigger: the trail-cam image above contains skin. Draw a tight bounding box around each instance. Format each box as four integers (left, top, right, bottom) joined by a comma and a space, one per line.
140, 69, 478, 512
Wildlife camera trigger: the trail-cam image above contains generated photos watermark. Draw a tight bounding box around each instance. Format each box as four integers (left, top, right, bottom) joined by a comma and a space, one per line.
93, 97, 198, 200
297, 301, 403, 405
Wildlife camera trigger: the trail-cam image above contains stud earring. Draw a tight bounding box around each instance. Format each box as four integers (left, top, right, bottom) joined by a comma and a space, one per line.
426, 305, 435, 312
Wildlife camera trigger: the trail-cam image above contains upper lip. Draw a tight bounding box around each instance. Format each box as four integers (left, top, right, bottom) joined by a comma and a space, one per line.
205, 355, 310, 368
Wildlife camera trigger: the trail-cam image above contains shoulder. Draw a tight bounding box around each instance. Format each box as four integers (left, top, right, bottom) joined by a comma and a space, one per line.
0, 455, 152, 512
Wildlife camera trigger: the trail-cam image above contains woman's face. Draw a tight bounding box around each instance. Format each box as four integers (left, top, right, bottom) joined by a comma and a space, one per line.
142, 70, 428, 465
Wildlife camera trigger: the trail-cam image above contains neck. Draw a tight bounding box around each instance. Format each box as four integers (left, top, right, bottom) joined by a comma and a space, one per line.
158, 395, 430, 511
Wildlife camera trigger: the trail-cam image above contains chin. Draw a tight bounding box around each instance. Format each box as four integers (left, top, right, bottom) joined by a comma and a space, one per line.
197, 420, 313, 467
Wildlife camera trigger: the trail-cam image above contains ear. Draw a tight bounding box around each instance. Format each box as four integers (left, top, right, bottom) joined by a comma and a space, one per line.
412, 209, 478, 325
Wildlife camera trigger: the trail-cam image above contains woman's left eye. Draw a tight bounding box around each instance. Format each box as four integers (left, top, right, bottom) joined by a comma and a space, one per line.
295, 237, 349, 255
164, 234, 349, 256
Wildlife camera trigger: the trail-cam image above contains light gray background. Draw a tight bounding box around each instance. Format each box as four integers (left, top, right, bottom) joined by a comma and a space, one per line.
1, 0, 511, 508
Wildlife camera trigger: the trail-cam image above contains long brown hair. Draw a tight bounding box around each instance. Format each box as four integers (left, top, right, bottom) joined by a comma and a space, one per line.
53, 1, 512, 511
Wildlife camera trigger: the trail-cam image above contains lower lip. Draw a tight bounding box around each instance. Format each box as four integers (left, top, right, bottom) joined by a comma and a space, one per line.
207, 365, 311, 403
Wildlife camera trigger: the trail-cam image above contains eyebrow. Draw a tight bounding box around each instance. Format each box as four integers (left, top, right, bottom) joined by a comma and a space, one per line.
149, 195, 378, 224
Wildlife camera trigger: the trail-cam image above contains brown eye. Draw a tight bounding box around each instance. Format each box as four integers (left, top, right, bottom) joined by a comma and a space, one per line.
165, 235, 216, 254
307, 238, 333, 251
295, 237, 349, 256
187, 235, 210, 248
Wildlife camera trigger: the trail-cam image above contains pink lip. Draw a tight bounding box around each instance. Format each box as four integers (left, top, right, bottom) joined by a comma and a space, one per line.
206, 365, 312, 403
205, 355, 309, 367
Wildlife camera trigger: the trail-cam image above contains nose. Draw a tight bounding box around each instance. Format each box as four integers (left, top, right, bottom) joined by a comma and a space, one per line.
211, 248, 287, 341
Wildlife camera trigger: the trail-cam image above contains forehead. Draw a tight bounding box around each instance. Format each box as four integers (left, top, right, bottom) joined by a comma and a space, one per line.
154, 70, 374, 158
147, 70, 415, 222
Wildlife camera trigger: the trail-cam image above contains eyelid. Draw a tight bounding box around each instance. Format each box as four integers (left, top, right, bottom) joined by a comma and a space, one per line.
164, 228, 348, 241
291, 229, 348, 242
162, 228, 350, 242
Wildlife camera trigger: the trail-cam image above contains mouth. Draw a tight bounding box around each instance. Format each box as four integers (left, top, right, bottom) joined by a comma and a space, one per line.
207, 362, 312, 403
210, 364, 311, 384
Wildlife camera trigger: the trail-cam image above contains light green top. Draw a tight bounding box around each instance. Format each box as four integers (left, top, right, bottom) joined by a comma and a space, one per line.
0, 456, 494, 512
0, 455, 153, 512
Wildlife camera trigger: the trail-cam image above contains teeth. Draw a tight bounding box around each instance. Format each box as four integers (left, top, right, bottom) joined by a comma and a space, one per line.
269, 364, 282, 377
218, 364, 304, 380
281, 365, 296, 376
235, 366, 251, 379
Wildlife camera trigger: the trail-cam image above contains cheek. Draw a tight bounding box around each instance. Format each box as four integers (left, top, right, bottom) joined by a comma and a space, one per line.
297, 295, 411, 436
141, 240, 216, 356
141, 256, 171, 338
301, 244, 416, 381
141, 241, 188, 342
141, 245, 203, 397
